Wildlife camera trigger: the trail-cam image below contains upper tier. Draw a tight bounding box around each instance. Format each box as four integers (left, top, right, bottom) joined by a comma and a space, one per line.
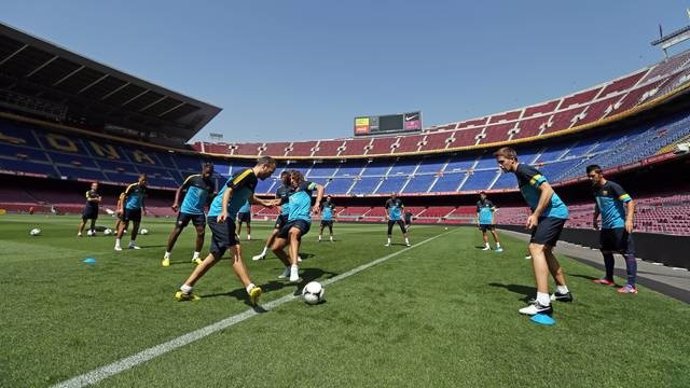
192, 49, 690, 159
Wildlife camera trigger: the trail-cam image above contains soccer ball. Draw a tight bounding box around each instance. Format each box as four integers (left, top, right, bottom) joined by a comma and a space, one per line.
302, 281, 325, 305
140, 228, 149, 235
30, 228, 41, 236
86, 229, 95, 237
103, 228, 113, 236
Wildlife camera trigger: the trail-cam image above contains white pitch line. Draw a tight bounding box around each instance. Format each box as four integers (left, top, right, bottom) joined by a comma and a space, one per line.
52, 231, 452, 388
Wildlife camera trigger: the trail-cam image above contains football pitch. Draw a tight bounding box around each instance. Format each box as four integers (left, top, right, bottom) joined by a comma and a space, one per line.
1, 214, 688, 387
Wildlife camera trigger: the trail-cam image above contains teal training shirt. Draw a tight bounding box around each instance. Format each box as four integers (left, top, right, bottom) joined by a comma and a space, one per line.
514, 164, 568, 219
208, 169, 257, 219
593, 180, 631, 229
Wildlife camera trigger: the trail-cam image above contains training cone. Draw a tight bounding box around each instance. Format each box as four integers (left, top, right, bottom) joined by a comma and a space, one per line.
530, 314, 555, 326
83, 258, 97, 265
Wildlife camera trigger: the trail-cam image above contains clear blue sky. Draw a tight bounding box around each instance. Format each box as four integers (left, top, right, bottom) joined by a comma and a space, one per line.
3, 1, 690, 143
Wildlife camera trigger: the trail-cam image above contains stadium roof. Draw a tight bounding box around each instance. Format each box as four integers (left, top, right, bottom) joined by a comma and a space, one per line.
0, 22, 221, 144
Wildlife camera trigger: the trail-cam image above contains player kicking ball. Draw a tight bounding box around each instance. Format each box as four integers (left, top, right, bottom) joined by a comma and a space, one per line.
175, 157, 278, 305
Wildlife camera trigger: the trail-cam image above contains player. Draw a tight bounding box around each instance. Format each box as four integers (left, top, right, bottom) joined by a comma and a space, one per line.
236, 200, 252, 240
114, 174, 147, 251
175, 156, 279, 305
318, 195, 335, 242
404, 210, 413, 232
587, 165, 638, 294
162, 163, 216, 267
271, 170, 324, 282
253, 171, 292, 261
78, 182, 101, 237
494, 147, 572, 316
476, 191, 503, 252
385, 193, 410, 247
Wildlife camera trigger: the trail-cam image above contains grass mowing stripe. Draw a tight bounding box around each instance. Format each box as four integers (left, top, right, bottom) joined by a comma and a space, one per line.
51, 229, 453, 388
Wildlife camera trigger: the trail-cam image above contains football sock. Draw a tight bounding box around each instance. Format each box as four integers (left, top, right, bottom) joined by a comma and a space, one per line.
496, 242, 501, 248
246, 283, 255, 293
485, 242, 490, 248
164, 251, 171, 259
405, 238, 410, 245
318, 235, 322, 241
192, 251, 200, 259
260, 246, 268, 256
623, 254, 637, 286
536, 292, 550, 306
330, 236, 334, 241
247, 234, 251, 240
180, 284, 193, 293
556, 285, 569, 294
129, 240, 136, 246
603, 253, 615, 280
387, 238, 391, 244
115, 238, 121, 247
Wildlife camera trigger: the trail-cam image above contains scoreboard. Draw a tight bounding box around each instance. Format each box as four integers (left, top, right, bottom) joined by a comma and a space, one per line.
354, 111, 422, 136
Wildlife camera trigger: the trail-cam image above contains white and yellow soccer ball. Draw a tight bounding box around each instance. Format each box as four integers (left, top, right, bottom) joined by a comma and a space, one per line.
30, 228, 41, 236
103, 228, 113, 236
302, 281, 325, 305
140, 228, 149, 235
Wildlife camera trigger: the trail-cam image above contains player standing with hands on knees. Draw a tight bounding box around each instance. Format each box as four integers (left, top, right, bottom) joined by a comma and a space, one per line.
494, 147, 572, 316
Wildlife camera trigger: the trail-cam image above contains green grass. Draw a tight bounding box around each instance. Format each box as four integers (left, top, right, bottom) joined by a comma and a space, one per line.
0, 214, 688, 387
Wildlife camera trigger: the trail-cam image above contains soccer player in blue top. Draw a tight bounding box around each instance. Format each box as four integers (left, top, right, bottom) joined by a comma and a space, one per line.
271, 170, 324, 282
253, 170, 292, 261
175, 156, 278, 305
477, 191, 503, 252
236, 199, 252, 240
77, 182, 101, 237
114, 174, 147, 251
318, 195, 336, 242
494, 147, 572, 316
385, 193, 410, 247
162, 163, 216, 267
587, 165, 638, 294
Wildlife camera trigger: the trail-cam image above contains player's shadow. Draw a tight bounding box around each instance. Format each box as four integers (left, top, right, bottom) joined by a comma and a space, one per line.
488, 282, 535, 302
569, 274, 599, 281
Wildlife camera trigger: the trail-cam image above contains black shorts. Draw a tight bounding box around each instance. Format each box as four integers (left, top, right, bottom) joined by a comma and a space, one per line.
208, 217, 239, 256
479, 224, 495, 232
237, 212, 251, 223
123, 208, 142, 223
278, 219, 311, 239
176, 212, 206, 228
600, 228, 635, 254
530, 217, 566, 247
320, 220, 334, 227
274, 214, 288, 229
387, 219, 406, 235
82, 206, 99, 220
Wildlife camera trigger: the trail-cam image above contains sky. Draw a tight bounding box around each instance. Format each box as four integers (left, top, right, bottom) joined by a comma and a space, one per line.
2, 1, 690, 143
